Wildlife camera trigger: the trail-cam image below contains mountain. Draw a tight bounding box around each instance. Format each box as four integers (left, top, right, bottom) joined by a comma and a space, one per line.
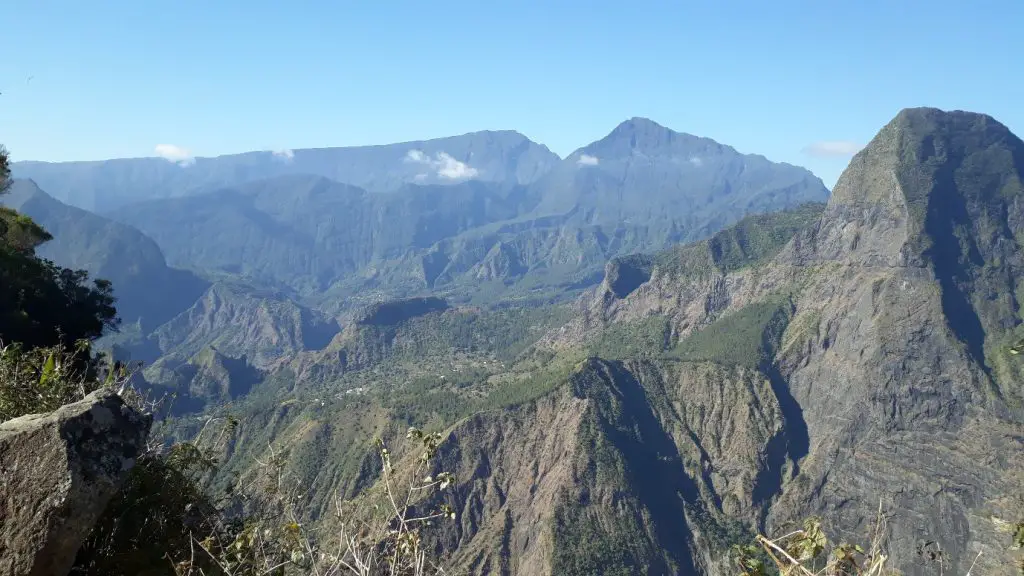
0, 179, 208, 331
108, 176, 534, 297
142, 281, 340, 368
107, 120, 829, 308
12, 131, 560, 211
401, 118, 829, 303
140, 346, 265, 414
187, 108, 1022, 575
520, 107, 1024, 574
532, 117, 825, 226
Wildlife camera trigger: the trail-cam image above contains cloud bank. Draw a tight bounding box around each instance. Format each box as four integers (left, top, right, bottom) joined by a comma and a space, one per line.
405, 149, 479, 181
154, 144, 194, 166
802, 140, 862, 158
577, 153, 599, 166
272, 148, 294, 161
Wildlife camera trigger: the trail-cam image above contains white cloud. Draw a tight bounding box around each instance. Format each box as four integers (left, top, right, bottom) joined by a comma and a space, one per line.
688, 156, 703, 167
577, 153, 599, 166
405, 149, 429, 163
802, 140, 863, 158
154, 144, 194, 166
413, 173, 428, 183
404, 149, 479, 181
272, 148, 294, 161
435, 152, 478, 180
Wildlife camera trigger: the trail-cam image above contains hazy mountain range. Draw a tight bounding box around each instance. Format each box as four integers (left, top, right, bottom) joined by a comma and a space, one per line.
13, 118, 829, 314
7, 110, 1021, 574
13, 130, 561, 212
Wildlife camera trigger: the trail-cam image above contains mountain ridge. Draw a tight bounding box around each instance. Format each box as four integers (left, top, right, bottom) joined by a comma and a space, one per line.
12, 130, 561, 211
190, 107, 1023, 576
0, 179, 209, 331
103, 121, 828, 308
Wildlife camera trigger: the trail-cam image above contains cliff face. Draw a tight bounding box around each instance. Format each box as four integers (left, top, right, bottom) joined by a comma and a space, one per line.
389, 109, 1024, 575
763, 108, 1024, 576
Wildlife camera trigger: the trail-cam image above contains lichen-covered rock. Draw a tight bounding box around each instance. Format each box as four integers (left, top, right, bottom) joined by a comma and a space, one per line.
0, 389, 151, 576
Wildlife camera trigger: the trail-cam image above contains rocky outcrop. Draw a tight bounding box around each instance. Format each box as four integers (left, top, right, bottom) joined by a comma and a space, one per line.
0, 390, 151, 576
538, 108, 1024, 575
604, 254, 654, 299
421, 108, 1023, 575
155, 108, 1023, 575
357, 296, 449, 326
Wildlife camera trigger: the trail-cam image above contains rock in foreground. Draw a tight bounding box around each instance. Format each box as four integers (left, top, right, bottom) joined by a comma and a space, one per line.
0, 389, 151, 576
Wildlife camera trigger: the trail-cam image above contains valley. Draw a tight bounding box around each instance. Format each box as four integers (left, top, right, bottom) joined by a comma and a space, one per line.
3, 108, 1023, 575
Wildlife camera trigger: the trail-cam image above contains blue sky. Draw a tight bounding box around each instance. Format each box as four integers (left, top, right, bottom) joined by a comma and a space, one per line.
2, 0, 1021, 187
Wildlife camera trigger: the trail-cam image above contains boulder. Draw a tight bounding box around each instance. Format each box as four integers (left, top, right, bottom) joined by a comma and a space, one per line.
0, 389, 151, 576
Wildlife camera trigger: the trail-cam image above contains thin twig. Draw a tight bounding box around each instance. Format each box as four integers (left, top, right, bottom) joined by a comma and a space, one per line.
756, 534, 817, 576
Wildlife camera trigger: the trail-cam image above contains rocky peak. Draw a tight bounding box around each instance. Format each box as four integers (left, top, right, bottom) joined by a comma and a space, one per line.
831, 107, 1022, 212
586, 117, 728, 159
787, 107, 1024, 269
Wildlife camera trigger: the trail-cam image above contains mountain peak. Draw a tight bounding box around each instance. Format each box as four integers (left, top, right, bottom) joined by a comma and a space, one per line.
882, 107, 1014, 152
607, 117, 678, 143
614, 116, 670, 132
814, 106, 1024, 272
890, 106, 1004, 128
831, 107, 1022, 211
583, 117, 727, 159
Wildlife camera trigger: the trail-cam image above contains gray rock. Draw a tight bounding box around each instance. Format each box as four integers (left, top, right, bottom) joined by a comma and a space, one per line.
0, 389, 151, 576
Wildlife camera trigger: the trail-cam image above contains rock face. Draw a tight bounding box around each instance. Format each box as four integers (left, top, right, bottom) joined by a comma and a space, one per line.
391, 109, 1024, 575
134, 108, 1021, 575
0, 390, 151, 576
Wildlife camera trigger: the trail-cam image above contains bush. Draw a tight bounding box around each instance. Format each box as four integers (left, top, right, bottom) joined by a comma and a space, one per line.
0, 341, 101, 420
0, 144, 10, 194
72, 415, 457, 575
0, 172, 118, 374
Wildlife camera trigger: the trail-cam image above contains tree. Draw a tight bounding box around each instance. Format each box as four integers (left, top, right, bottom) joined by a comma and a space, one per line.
0, 144, 118, 371
0, 144, 10, 194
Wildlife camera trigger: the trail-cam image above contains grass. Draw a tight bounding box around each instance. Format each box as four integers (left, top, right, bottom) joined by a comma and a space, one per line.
655, 203, 824, 279
669, 297, 792, 368
589, 316, 671, 360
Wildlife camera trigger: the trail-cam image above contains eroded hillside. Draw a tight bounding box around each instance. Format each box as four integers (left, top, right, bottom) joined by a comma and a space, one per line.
194, 108, 1024, 576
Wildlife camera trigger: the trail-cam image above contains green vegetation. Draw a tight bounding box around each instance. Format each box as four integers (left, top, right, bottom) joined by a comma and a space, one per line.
0, 156, 118, 381
0, 210, 117, 357
0, 144, 9, 194
3, 180, 209, 331
381, 350, 582, 428
733, 515, 898, 576
669, 297, 792, 368
655, 203, 824, 278
357, 304, 573, 365
0, 341, 107, 421
551, 492, 650, 576
705, 203, 825, 273
589, 316, 670, 359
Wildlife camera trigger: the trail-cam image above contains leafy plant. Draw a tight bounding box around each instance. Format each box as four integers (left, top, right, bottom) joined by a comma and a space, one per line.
0, 144, 10, 194
0, 340, 127, 421
732, 508, 896, 576
0, 202, 118, 371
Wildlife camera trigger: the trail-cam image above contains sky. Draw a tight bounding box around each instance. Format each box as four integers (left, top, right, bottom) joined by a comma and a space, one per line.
2, 0, 1022, 188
